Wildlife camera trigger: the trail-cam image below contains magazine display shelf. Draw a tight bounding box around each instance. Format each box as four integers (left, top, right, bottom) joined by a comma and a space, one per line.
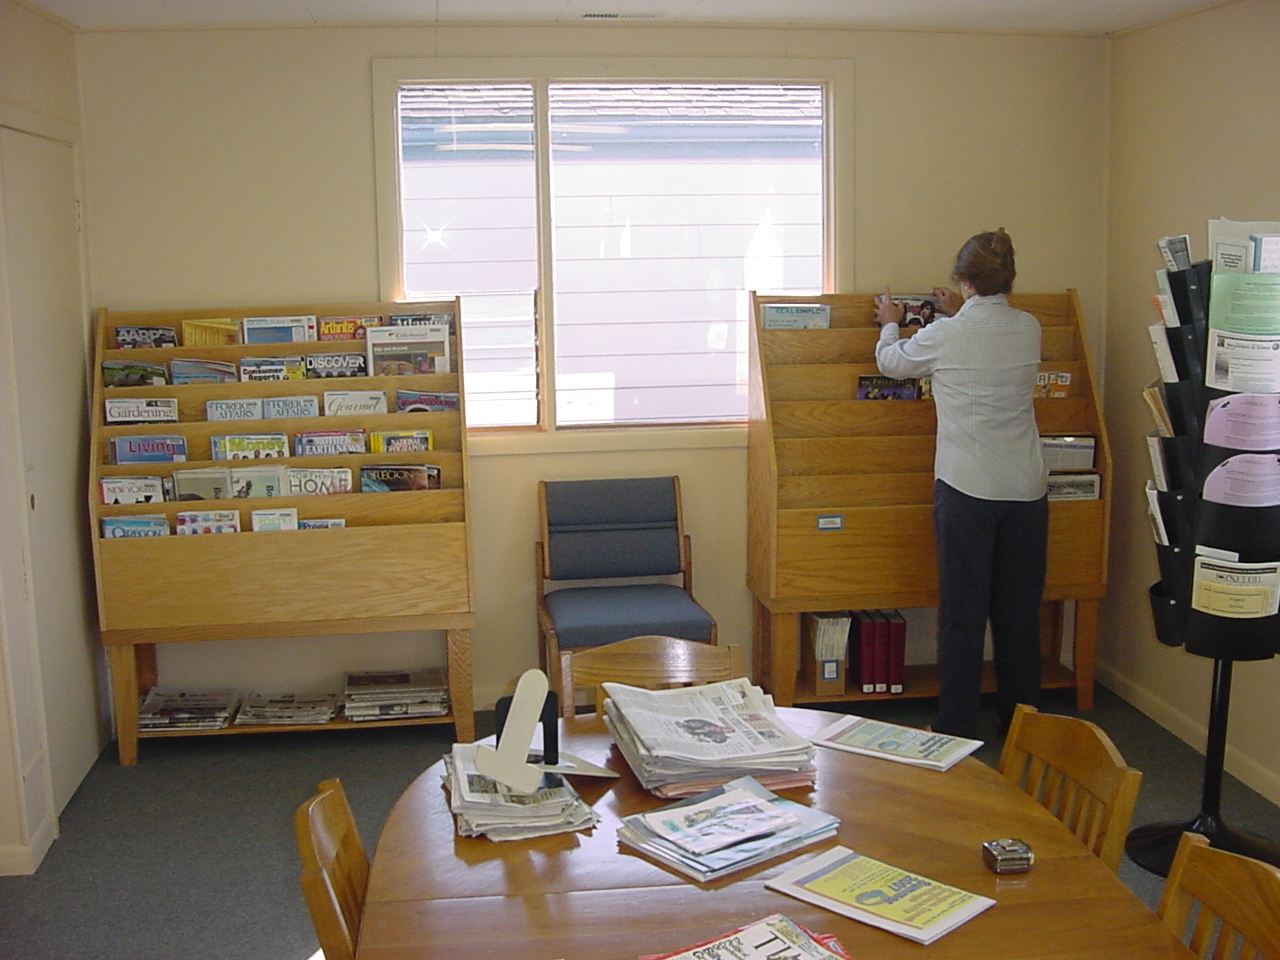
89, 300, 475, 764
747, 290, 1110, 708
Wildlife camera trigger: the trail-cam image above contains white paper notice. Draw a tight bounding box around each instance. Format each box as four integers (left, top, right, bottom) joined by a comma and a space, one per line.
1207, 273, 1280, 392
1202, 453, 1280, 507
1203, 394, 1280, 450
1192, 552, 1280, 619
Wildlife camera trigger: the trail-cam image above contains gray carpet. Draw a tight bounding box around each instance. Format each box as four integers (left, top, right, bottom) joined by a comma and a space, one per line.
0, 686, 1277, 960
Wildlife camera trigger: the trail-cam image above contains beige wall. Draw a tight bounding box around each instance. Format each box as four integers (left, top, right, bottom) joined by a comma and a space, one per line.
1106, 0, 1280, 803
78, 26, 1107, 715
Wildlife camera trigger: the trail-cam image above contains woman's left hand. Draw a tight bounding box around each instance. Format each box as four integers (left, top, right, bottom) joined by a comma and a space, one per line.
874, 287, 905, 327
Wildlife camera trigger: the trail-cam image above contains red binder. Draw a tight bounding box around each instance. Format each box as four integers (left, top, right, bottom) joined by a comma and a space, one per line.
869, 610, 889, 693
882, 609, 907, 694
852, 610, 877, 694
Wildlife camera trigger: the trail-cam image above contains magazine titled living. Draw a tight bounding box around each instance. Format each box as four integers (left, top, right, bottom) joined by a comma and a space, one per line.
810, 715, 982, 771
765, 846, 995, 945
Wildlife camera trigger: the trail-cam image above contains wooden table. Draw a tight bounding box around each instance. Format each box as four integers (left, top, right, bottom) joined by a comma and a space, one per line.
357, 707, 1192, 960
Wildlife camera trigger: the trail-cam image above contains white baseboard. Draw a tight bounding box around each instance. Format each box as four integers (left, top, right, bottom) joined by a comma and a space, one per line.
0, 807, 56, 876
1098, 663, 1280, 808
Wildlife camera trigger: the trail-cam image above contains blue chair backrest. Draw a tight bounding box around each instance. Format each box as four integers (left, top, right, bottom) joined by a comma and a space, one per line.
544, 477, 683, 581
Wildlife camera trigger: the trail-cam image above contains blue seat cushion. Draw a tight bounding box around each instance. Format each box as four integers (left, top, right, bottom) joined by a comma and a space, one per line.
544, 583, 715, 650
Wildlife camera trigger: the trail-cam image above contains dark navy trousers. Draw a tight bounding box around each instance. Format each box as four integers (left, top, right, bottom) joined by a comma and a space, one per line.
932, 480, 1048, 739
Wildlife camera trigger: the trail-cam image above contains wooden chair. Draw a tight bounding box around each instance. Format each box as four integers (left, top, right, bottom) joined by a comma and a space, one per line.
561, 634, 743, 717
1158, 831, 1280, 958
997, 703, 1142, 873
294, 778, 369, 960
536, 476, 717, 699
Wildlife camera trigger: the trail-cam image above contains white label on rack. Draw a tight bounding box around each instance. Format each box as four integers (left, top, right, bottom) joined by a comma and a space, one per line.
816, 515, 843, 531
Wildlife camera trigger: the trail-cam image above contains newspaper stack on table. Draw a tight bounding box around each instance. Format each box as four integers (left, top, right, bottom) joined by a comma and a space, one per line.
443, 742, 600, 841
603, 678, 816, 798
138, 687, 239, 731
341, 667, 449, 721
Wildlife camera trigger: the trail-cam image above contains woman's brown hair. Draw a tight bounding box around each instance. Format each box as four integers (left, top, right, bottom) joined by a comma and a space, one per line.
953, 228, 1016, 296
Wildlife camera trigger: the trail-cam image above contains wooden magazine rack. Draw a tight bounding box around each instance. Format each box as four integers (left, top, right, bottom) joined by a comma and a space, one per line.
747, 290, 1109, 708
89, 300, 475, 764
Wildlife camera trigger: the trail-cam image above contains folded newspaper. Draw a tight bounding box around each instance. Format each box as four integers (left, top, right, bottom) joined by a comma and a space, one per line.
443, 742, 599, 841
602, 678, 816, 797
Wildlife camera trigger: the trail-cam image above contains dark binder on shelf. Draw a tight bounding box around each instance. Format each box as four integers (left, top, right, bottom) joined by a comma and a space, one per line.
1166, 323, 1205, 387
1155, 488, 1195, 547
882, 609, 906, 694
1162, 380, 1204, 440
852, 610, 877, 694
1166, 260, 1212, 329
1160, 434, 1201, 496
1153, 543, 1191, 599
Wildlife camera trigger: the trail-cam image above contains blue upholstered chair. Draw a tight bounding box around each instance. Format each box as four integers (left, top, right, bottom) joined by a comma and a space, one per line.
536, 476, 718, 703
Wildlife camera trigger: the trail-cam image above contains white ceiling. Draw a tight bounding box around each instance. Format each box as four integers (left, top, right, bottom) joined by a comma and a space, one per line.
23, 0, 1221, 36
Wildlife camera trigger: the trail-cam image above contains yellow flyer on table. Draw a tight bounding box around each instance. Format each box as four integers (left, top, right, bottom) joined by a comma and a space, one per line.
766, 846, 995, 944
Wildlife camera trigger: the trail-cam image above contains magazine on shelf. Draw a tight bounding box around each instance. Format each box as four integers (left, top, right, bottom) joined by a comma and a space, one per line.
299, 518, 345, 529
359, 463, 440, 492
111, 435, 187, 463
810, 715, 982, 771
760, 304, 831, 330
230, 464, 288, 499
206, 398, 264, 421
305, 352, 367, 379
112, 325, 178, 349
366, 324, 451, 376
169, 358, 237, 384
765, 845, 995, 945
1034, 370, 1074, 397
240, 314, 317, 343
395, 389, 460, 412
172, 466, 232, 501
101, 515, 170, 538
211, 433, 290, 460
104, 397, 179, 425
180, 318, 238, 347
1046, 472, 1101, 501
639, 914, 850, 960
294, 430, 367, 456
262, 395, 320, 419
102, 359, 168, 387
318, 314, 383, 340
239, 356, 306, 381
899, 294, 942, 328
287, 467, 352, 495
857, 375, 919, 400
389, 311, 454, 330
618, 776, 838, 882
322, 389, 387, 416
251, 507, 298, 531
175, 509, 240, 534
370, 430, 433, 453
100, 475, 166, 505
1040, 435, 1096, 471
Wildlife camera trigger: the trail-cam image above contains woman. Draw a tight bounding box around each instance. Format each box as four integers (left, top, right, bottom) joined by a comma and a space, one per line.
872, 229, 1048, 740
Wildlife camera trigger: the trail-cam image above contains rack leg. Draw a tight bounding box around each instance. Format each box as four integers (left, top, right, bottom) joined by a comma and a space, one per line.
768, 611, 799, 707
447, 628, 475, 743
106, 644, 141, 766
1126, 659, 1280, 875
1072, 598, 1097, 710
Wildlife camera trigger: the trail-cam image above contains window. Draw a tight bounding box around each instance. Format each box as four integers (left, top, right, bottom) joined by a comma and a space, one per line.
378, 59, 844, 429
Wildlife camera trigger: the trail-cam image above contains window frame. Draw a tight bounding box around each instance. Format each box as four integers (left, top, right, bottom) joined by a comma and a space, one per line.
373, 56, 852, 432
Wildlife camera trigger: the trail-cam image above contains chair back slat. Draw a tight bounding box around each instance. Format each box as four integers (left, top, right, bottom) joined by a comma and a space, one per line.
560, 635, 742, 716
998, 704, 1142, 873
295, 778, 369, 960
1158, 831, 1280, 960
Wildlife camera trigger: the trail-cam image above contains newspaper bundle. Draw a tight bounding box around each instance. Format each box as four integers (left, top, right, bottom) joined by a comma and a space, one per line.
443, 742, 599, 841
602, 678, 816, 797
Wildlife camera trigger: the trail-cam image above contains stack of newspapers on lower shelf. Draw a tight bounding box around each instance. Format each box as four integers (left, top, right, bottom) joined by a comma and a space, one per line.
603, 678, 816, 798
138, 687, 239, 731
618, 775, 839, 882
443, 742, 600, 841
341, 667, 449, 721
233, 692, 337, 725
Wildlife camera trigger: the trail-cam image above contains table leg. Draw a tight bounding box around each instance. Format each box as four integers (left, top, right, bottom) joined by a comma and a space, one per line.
106, 644, 140, 766
1073, 598, 1098, 710
447, 628, 475, 742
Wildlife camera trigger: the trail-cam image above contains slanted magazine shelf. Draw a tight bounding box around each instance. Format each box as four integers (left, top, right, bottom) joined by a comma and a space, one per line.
747, 291, 1109, 708
89, 300, 475, 764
